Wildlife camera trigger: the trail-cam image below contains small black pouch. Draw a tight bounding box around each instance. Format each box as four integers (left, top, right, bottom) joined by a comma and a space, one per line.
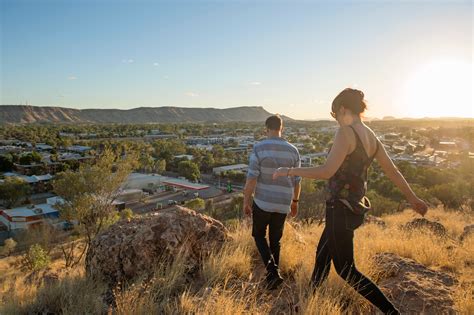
339, 196, 372, 216
339, 197, 370, 231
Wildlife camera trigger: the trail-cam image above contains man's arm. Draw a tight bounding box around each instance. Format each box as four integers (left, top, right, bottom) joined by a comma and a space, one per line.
243, 146, 260, 216
243, 178, 257, 216
293, 181, 301, 201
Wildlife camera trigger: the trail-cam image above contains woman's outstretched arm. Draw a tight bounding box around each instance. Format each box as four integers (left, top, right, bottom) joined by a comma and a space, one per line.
374, 139, 428, 215
273, 126, 352, 180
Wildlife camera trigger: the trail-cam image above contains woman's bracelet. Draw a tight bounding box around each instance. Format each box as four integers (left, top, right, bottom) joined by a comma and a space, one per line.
287, 167, 293, 177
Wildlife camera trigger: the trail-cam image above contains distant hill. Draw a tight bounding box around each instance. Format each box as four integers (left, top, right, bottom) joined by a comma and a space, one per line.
0, 105, 288, 124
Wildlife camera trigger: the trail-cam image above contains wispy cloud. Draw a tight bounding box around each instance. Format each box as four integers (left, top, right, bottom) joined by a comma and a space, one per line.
163, 75, 169, 80
249, 81, 262, 86
122, 59, 135, 63
153, 62, 160, 66
185, 91, 199, 97
67, 76, 77, 80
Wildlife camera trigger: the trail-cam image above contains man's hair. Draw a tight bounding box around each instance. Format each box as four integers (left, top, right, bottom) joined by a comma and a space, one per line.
265, 115, 283, 131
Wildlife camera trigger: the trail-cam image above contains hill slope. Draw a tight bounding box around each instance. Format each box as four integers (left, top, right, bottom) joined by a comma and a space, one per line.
0, 105, 283, 124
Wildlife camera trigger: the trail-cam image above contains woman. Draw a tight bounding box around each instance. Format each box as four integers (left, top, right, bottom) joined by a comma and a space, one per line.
273, 88, 427, 315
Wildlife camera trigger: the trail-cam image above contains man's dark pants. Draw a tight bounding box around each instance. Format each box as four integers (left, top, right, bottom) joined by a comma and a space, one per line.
251, 201, 287, 271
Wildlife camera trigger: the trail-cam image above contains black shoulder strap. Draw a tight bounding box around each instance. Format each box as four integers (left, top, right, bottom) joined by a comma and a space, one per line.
347, 125, 363, 146
348, 125, 377, 161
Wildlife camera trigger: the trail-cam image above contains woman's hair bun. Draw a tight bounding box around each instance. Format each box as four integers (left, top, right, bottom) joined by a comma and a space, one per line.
332, 88, 367, 115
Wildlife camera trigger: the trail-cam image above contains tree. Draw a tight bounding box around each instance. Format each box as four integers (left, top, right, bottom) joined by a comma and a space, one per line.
19, 151, 42, 165
0, 177, 31, 208
154, 159, 166, 174
178, 160, 201, 182
0, 154, 14, 172
52, 148, 137, 267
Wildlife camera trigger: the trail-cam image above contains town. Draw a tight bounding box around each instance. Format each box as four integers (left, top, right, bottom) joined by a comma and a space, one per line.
0, 118, 473, 244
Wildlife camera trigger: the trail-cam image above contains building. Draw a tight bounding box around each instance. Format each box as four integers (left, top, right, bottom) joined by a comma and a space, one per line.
174, 154, 194, 161
213, 164, 248, 175
1, 172, 54, 193
66, 145, 92, 153
0, 197, 61, 231
300, 152, 328, 167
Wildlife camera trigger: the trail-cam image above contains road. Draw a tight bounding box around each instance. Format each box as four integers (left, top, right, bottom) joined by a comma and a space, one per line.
127, 186, 242, 214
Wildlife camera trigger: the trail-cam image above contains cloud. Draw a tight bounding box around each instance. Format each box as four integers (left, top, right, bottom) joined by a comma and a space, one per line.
249, 81, 262, 86
153, 62, 160, 66
122, 59, 135, 63
185, 91, 199, 97
67, 76, 77, 80
163, 75, 169, 80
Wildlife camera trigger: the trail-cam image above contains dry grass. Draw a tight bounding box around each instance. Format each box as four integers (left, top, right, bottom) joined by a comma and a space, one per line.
1, 207, 473, 314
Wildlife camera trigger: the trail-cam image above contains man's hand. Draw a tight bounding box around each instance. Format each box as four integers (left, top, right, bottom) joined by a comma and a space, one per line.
244, 202, 252, 217
409, 196, 428, 216
290, 201, 298, 218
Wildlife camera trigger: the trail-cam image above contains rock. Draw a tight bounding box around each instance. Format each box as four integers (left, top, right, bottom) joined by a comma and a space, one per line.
85, 206, 228, 287
403, 218, 447, 236
374, 252, 457, 314
364, 215, 386, 228
459, 224, 474, 242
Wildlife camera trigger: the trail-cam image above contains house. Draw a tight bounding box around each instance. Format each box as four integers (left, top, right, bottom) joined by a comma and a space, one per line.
174, 154, 194, 161
1, 172, 54, 193
35, 143, 54, 151
66, 145, 92, 153
300, 152, 328, 167
0, 197, 61, 231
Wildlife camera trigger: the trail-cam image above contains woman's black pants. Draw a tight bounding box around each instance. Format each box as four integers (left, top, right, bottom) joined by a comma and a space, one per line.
311, 200, 399, 314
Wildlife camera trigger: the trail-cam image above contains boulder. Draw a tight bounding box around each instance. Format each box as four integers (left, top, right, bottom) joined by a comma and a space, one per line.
85, 206, 228, 287
403, 218, 446, 236
459, 224, 474, 242
374, 252, 457, 314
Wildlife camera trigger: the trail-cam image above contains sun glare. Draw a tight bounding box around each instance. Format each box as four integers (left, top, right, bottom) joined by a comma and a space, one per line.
400, 60, 473, 118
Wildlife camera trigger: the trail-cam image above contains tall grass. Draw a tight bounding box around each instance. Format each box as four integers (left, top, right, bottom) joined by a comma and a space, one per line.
1, 207, 473, 314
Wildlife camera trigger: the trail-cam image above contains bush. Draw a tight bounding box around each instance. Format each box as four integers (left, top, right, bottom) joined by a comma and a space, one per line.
366, 190, 400, 216
1, 238, 17, 256
185, 198, 205, 211
23, 244, 51, 271
429, 181, 469, 210
121, 208, 135, 221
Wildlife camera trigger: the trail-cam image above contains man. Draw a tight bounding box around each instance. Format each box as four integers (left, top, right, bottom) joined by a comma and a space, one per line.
243, 115, 302, 289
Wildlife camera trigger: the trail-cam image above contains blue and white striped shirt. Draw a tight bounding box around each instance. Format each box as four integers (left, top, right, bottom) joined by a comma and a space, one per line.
247, 137, 301, 214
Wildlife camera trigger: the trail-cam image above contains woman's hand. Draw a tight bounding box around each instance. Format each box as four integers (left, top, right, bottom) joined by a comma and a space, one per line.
273, 167, 289, 180
409, 196, 428, 216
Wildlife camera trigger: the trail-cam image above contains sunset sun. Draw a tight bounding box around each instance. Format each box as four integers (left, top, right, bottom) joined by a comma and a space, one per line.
400, 60, 473, 118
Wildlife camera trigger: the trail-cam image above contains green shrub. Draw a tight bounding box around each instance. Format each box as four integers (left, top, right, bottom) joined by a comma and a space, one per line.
23, 244, 51, 271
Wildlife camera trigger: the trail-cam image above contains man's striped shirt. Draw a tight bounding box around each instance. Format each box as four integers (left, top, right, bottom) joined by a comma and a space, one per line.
247, 137, 301, 214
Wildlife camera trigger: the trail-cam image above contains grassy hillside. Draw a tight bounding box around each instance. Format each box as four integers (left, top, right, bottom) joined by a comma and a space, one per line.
1, 207, 473, 314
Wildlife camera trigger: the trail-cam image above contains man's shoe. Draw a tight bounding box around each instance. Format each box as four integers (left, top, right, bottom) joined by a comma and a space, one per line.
265, 271, 284, 290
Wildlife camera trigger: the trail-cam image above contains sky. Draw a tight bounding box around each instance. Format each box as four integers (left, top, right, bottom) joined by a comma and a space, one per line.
1, 0, 472, 120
